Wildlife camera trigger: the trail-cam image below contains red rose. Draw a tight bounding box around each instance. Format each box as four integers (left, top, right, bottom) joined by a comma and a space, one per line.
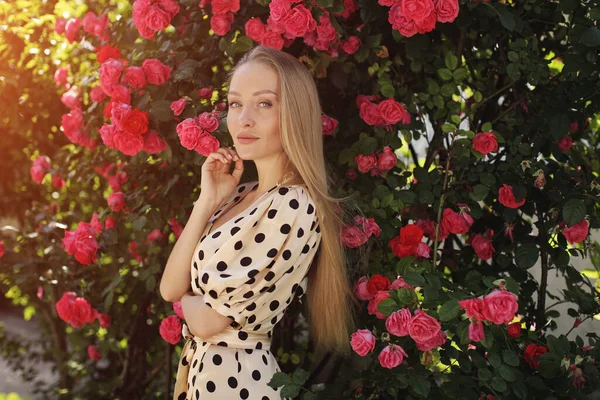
210, 12, 234, 36
55, 292, 77, 323
400, 224, 424, 245
366, 274, 391, 294
441, 208, 472, 235
170, 98, 187, 116
471, 231, 495, 260
65, 18, 82, 43
88, 345, 101, 361
211, 0, 240, 14
122, 109, 149, 135
96, 44, 122, 64
378, 98, 407, 125
341, 36, 361, 54
99, 59, 124, 96
557, 136, 573, 152
388, 5, 418, 37
124, 67, 147, 89
524, 343, 547, 369
90, 86, 106, 103
562, 220, 589, 244
498, 184, 526, 208
367, 291, 390, 319
377, 146, 398, 171
62, 222, 100, 265
355, 154, 378, 173
193, 132, 220, 157
415, 9, 437, 34
176, 118, 204, 150
507, 322, 521, 338
321, 115, 339, 135
482, 289, 518, 325
142, 130, 168, 154
113, 130, 145, 156
97, 313, 112, 328
282, 5, 317, 38
159, 315, 182, 345
142, 59, 171, 86
359, 101, 385, 126
259, 31, 285, 51
108, 192, 126, 212
472, 132, 498, 155
458, 298, 485, 320
196, 112, 220, 132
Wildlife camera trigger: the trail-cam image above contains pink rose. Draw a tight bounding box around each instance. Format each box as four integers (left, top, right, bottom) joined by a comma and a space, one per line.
108, 192, 126, 212
173, 302, 185, 319
114, 130, 145, 156
390, 277, 414, 290
121, 109, 149, 135
472, 132, 498, 155
269, 0, 291, 21
359, 101, 385, 126
350, 329, 376, 356
401, 0, 434, 22
321, 115, 339, 136
193, 132, 220, 157
99, 124, 117, 149
468, 321, 485, 342
169, 218, 183, 238
378, 344, 408, 369
367, 291, 390, 319
124, 67, 147, 89
198, 87, 213, 100
562, 220, 589, 244
170, 98, 187, 116
408, 309, 441, 344
377, 146, 398, 171
342, 225, 369, 248
62, 222, 100, 265
245, 17, 267, 42
176, 118, 204, 150
54, 67, 68, 87
105, 217, 117, 229
96, 45, 122, 64
196, 112, 220, 132
416, 330, 447, 351
212, 0, 240, 14
482, 289, 518, 325
316, 15, 337, 42
458, 298, 485, 320
386, 308, 412, 337
282, 5, 317, 38
110, 85, 131, 105
388, 5, 418, 37
260, 31, 285, 51
90, 86, 106, 103
133, 0, 180, 39
55, 17, 67, 34
414, 9, 437, 34
341, 36, 361, 54
355, 154, 378, 173
88, 345, 101, 360
159, 315, 182, 345
434, 0, 459, 23
378, 98, 407, 125
142, 59, 171, 86
65, 18, 82, 43
52, 174, 65, 189
142, 130, 168, 154
498, 184, 526, 208
97, 313, 112, 328
557, 136, 573, 152
416, 242, 431, 258
56, 292, 77, 324
30, 165, 46, 184
210, 12, 234, 36
99, 59, 124, 96
353, 276, 373, 301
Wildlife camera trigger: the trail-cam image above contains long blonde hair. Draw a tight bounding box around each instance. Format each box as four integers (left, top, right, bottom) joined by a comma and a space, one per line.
226, 45, 358, 356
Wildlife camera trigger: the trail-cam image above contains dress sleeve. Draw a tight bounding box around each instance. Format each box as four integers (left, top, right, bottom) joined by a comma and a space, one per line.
199, 186, 321, 330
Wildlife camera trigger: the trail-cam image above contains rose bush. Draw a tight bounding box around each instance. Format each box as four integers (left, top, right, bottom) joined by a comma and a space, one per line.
1, 0, 600, 398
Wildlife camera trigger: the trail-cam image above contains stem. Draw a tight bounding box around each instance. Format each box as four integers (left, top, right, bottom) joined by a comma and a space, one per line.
433, 136, 455, 267
545, 300, 568, 312
565, 316, 593, 337
536, 208, 548, 332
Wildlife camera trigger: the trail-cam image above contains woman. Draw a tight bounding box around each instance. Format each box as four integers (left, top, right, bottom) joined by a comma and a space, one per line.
160, 45, 357, 399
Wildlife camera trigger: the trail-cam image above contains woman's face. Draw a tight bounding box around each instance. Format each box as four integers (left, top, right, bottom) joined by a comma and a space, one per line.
226, 61, 283, 160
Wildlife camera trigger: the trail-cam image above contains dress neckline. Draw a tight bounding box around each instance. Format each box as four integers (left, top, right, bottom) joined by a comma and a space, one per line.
206, 181, 294, 236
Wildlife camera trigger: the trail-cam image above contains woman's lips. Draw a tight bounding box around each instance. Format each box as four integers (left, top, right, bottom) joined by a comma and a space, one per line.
238, 137, 259, 144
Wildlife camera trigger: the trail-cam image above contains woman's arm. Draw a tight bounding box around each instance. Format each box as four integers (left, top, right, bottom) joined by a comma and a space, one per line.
159, 199, 218, 302
180, 292, 232, 338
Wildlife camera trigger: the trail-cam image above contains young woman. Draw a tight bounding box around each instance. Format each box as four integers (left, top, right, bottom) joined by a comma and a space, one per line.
160, 45, 357, 400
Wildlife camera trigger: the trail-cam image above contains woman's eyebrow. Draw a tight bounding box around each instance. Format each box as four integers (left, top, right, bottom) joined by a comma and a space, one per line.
228, 90, 278, 97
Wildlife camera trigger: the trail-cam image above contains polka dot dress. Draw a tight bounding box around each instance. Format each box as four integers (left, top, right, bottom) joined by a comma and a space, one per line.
173, 181, 322, 400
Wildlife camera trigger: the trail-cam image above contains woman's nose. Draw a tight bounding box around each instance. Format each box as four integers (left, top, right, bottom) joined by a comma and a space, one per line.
238, 107, 255, 126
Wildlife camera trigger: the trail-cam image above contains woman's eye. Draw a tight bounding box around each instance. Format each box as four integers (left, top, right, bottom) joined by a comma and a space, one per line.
227, 101, 272, 108
259, 101, 272, 107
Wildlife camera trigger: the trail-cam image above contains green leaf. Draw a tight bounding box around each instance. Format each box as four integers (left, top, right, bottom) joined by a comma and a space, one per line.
437, 68, 453, 81
354, 46, 369, 63
562, 198, 586, 227
491, 376, 508, 392
494, 3, 515, 31
549, 114, 570, 140
380, 82, 395, 98
580, 27, 600, 47
508, 51, 520, 62
439, 300, 461, 321
547, 334, 570, 357
398, 190, 418, 204
397, 288, 417, 305
503, 349, 520, 367
513, 381, 528, 399
366, 34, 382, 48
478, 368, 492, 381
149, 100, 175, 122
481, 122, 492, 132
235, 36, 254, 53
404, 271, 426, 287
268, 372, 292, 388
378, 298, 399, 316
453, 68, 467, 82
488, 352, 501, 369
470, 184, 489, 202
281, 384, 301, 398
132, 216, 147, 231
538, 353, 561, 379
515, 243, 539, 270
292, 368, 310, 385
499, 365, 517, 382
480, 173, 496, 187
410, 377, 431, 398
445, 53, 458, 70
315, 0, 334, 7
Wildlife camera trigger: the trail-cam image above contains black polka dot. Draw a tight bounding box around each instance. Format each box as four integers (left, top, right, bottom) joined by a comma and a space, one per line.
280, 224, 291, 234
241, 256, 252, 266
256, 342, 263, 350
209, 290, 218, 299
248, 315, 256, 323
253, 324, 262, 331
217, 261, 228, 271
206, 380, 216, 392
248, 269, 259, 278
262, 355, 268, 365
252, 370, 262, 381
245, 349, 254, 354
246, 302, 256, 311
249, 208, 258, 215
225, 287, 236, 293
199, 362, 203, 372
212, 354, 222, 365
297, 228, 304, 238
178, 392, 186, 400
234, 241, 243, 250
265, 271, 275, 281
198, 250, 204, 260
271, 316, 278, 324
289, 199, 299, 209
262, 397, 270, 400
268, 209, 278, 219
286, 266, 294, 274
255, 233, 265, 243
217, 341, 228, 347
240, 388, 249, 399
307, 204, 314, 214
243, 290, 254, 299
238, 331, 248, 340
231, 226, 241, 235
291, 283, 299, 293
267, 285, 276, 293
267, 248, 278, 258
283, 250, 292, 260
212, 231, 221, 238
237, 362, 242, 372
201, 273, 209, 284
195, 389, 200, 399
270, 300, 279, 311
246, 277, 256, 285
303, 244, 310, 253
228, 376, 238, 388
220, 273, 231, 278
278, 187, 289, 195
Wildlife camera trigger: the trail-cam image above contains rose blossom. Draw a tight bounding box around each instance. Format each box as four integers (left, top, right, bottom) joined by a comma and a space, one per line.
482, 289, 518, 325
367, 290, 390, 319
458, 298, 485, 320
212, 0, 240, 14
472, 132, 498, 155
210, 12, 234, 36
62, 222, 100, 265
350, 329, 376, 356
390, 277, 414, 290
142, 130, 168, 154
321, 115, 339, 135
524, 343, 547, 369
388, 5, 418, 37
355, 154, 378, 173
468, 321, 485, 342
193, 132, 220, 156
416, 242, 431, 258
507, 322, 521, 338
96, 44, 121, 64
282, 4, 317, 38
245, 18, 267, 42
359, 101, 385, 126
90, 86, 106, 103
108, 192, 126, 212
341, 36, 361, 54
557, 136, 573, 152
88, 345, 101, 360
142, 59, 171, 86
378, 99, 407, 125
65, 18, 82, 43
377, 146, 398, 171
196, 112, 220, 132
170, 98, 187, 116
173, 301, 185, 319
366, 274, 391, 294
409, 310, 442, 345
378, 344, 408, 369
562, 220, 589, 244
471, 230, 495, 260
159, 315, 182, 345
386, 308, 412, 336
97, 313, 112, 328
342, 225, 369, 248
416, 330, 447, 351
260, 31, 285, 51
498, 184, 526, 208
124, 67, 147, 89
434, 0, 459, 23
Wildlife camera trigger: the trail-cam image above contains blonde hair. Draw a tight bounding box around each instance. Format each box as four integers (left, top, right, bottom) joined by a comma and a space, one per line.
226, 45, 359, 356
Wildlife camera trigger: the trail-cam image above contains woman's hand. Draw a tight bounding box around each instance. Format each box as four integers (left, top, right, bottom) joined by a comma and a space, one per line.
197, 147, 244, 207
